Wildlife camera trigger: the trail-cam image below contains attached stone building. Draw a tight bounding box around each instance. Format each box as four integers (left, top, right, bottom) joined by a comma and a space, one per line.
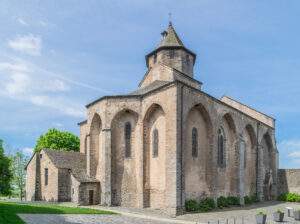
26, 23, 279, 215
25, 149, 99, 205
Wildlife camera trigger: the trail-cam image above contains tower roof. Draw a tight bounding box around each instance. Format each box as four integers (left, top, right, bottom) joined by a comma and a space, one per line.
146, 22, 196, 65
158, 22, 184, 48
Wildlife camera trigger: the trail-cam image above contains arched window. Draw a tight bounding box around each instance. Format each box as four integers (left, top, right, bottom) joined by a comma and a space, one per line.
124, 122, 131, 158
186, 54, 190, 65
153, 54, 157, 63
218, 128, 226, 167
244, 143, 247, 168
169, 50, 175, 59
192, 127, 198, 157
152, 128, 159, 158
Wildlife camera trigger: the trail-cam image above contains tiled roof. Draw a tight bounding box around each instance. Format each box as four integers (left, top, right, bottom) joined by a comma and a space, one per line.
43, 149, 98, 183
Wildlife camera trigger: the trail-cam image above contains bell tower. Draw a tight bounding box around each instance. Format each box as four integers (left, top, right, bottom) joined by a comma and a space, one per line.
146, 22, 196, 77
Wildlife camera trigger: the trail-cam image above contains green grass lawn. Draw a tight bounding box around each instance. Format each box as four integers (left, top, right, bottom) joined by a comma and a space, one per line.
0, 201, 115, 224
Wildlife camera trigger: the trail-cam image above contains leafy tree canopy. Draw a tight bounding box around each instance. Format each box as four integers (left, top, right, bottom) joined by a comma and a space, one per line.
34, 128, 80, 152
0, 139, 13, 195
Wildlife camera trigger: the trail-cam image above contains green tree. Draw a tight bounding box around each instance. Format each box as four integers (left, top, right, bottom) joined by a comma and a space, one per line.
34, 128, 80, 152
0, 139, 12, 196
11, 151, 28, 200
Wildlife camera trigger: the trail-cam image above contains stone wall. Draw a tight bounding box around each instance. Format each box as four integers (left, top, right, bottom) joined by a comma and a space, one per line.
25, 153, 37, 201
278, 169, 300, 194
78, 182, 100, 205
40, 151, 59, 201
58, 168, 71, 201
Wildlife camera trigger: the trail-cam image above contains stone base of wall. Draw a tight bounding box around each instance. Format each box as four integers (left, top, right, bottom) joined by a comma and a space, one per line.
278, 169, 300, 194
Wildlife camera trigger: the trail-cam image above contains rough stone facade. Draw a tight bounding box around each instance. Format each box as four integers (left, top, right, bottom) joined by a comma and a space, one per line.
26, 23, 280, 216
77, 23, 278, 215
278, 169, 300, 195
26, 149, 100, 205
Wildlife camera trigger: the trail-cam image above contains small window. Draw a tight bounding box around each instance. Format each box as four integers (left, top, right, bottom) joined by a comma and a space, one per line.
153, 54, 157, 63
124, 122, 131, 158
39, 154, 42, 159
186, 54, 190, 65
45, 168, 48, 186
72, 188, 74, 195
192, 127, 198, 157
152, 128, 159, 158
243, 142, 247, 168
218, 128, 226, 167
169, 50, 175, 59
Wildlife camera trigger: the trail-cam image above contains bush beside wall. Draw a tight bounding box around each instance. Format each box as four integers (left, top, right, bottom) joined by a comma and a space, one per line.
186, 195, 257, 213
278, 193, 300, 202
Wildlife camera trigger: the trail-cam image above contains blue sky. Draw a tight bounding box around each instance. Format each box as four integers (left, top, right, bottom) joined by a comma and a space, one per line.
0, 0, 299, 168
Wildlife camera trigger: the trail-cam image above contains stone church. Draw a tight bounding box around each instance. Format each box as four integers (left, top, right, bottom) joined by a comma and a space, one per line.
26, 23, 278, 215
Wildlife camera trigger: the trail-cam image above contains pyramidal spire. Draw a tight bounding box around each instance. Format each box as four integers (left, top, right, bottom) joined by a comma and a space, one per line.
158, 22, 184, 48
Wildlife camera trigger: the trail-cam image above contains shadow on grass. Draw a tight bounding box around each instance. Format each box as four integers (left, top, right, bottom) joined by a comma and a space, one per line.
0, 201, 115, 224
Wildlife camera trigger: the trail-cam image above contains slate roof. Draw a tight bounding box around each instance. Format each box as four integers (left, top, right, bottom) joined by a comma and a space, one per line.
145, 23, 196, 62
43, 149, 98, 183
129, 80, 170, 95
158, 22, 184, 48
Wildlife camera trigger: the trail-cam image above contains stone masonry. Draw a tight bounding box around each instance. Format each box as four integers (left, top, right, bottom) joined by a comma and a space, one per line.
26, 22, 284, 216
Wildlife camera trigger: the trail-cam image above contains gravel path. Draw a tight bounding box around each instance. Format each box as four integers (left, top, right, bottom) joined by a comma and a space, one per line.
18, 202, 300, 224
18, 214, 177, 224
177, 201, 300, 224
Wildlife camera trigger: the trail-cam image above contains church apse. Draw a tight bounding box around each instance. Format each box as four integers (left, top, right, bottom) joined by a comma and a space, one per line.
111, 109, 139, 207
184, 104, 213, 200
143, 104, 166, 209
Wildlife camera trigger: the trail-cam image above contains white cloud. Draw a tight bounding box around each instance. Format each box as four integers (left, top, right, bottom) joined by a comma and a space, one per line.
0, 61, 30, 73
17, 18, 28, 26
8, 34, 42, 56
278, 139, 300, 152
288, 151, 300, 158
0, 59, 84, 118
22, 147, 33, 155
30, 95, 84, 117
44, 79, 70, 92
278, 139, 300, 168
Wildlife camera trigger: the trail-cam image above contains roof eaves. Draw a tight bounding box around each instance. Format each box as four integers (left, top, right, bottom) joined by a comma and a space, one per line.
86, 95, 140, 108
77, 120, 87, 126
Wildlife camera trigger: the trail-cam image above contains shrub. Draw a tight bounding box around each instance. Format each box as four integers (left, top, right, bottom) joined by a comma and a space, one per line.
185, 198, 215, 212
185, 199, 199, 212
250, 194, 259, 203
276, 209, 284, 214
217, 196, 229, 208
277, 193, 288, 201
278, 192, 300, 202
257, 210, 266, 215
287, 193, 300, 202
227, 196, 240, 206
198, 198, 215, 212
244, 196, 252, 204
244, 195, 258, 204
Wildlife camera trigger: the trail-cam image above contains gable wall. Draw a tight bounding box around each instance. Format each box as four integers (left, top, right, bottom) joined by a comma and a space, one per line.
25, 153, 37, 201
40, 151, 59, 202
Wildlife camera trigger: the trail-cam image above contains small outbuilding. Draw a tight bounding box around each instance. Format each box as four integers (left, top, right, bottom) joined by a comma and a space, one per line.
25, 149, 100, 205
